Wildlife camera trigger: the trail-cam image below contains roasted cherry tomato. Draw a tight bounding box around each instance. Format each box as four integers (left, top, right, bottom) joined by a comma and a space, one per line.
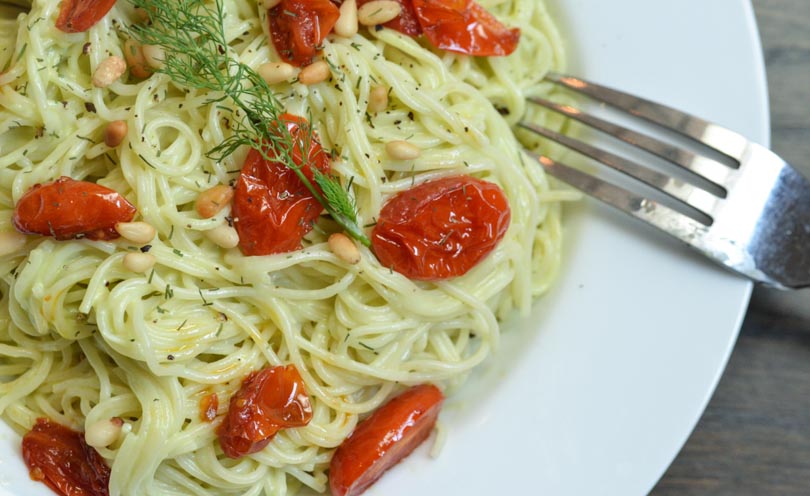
55, 0, 117, 33
217, 365, 313, 459
233, 114, 330, 256
200, 392, 219, 423
13, 176, 137, 241
410, 0, 521, 56
329, 384, 444, 496
356, 0, 422, 36
22, 418, 111, 496
371, 175, 510, 280
268, 0, 340, 67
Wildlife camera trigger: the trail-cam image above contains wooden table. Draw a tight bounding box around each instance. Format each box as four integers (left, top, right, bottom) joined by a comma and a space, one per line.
653, 1, 810, 494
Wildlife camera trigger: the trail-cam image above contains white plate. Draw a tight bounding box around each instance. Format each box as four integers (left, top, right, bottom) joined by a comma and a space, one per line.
366, 1, 767, 495
0, 0, 768, 495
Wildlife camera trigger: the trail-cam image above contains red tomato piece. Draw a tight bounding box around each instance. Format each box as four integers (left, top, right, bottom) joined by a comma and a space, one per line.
55, 0, 117, 33
356, 0, 422, 36
217, 365, 313, 458
232, 114, 331, 256
13, 176, 137, 241
22, 418, 111, 496
199, 392, 219, 423
371, 175, 510, 280
411, 0, 521, 56
329, 384, 444, 496
268, 0, 340, 67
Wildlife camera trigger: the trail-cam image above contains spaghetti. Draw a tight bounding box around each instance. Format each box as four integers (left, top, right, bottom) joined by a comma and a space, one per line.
0, 0, 569, 494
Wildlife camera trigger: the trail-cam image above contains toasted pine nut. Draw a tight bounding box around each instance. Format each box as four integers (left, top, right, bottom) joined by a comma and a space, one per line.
260, 0, 281, 8
104, 120, 128, 147
133, 7, 150, 23
142, 44, 165, 70
195, 185, 234, 218
358, 0, 402, 26
385, 140, 420, 160
0, 230, 27, 256
92, 56, 126, 88
258, 61, 296, 85
298, 60, 331, 85
206, 224, 240, 249
85, 418, 123, 448
124, 39, 151, 79
368, 85, 389, 113
123, 252, 156, 273
334, 0, 358, 38
115, 221, 156, 244
328, 233, 361, 265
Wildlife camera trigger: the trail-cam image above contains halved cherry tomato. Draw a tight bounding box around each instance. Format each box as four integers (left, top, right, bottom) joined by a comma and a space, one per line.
356, 0, 422, 36
232, 114, 330, 256
55, 0, 117, 33
410, 0, 520, 56
217, 365, 313, 458
371, 175, 510, 280
329, 384, 444, 496
13, 176, 137, 241
22, 418, 111, 496
268, 0, 340, 67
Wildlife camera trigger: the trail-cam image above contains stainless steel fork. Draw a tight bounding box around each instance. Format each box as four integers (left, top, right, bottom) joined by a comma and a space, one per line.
519, 73, 810, 289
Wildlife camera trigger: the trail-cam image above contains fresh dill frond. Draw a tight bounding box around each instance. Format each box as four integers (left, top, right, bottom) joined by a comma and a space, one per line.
128, 0, 370, 247
314, 170, 357, 222
314, 169, 367, 243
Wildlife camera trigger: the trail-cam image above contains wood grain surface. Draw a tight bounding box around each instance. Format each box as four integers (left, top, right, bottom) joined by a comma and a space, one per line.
652, 1, 810, 494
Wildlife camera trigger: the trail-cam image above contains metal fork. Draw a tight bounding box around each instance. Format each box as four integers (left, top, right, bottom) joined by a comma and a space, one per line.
519, 73, 810, 289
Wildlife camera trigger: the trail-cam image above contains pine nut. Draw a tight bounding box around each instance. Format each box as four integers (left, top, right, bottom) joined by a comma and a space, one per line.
260, 0, 281, 8
123, 252, 156, 273
104, 120, 128, 147
298, 60, 331, 85
115, 221, 156, 244
258, 61, 296, 85
133, 7, 150, 23
85, 418, 123, 448
334, 0, 358, 38
205, 224, 240, 249
195, 185, 234, 218
328, 233, 361, 265
385, 140, 421, 160
358, 0, 402, 26
92, 56, 126, 88
368, 85, 389, 113
142, 44, 165, 70
124, 39, 151, 79
0, 230, 27, 256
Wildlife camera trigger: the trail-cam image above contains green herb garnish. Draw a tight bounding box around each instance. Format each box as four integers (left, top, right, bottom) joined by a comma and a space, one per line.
129, 0, 370, 246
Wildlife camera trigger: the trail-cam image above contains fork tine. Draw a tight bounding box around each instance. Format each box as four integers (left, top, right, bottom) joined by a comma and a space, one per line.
545, 72, 749, 162
518, 120, 717, 222
527, 95, 735, 193
530, 152, 710, 249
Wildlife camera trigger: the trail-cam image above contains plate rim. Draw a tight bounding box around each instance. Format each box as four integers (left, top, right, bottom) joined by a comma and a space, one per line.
648, 0, 768, 487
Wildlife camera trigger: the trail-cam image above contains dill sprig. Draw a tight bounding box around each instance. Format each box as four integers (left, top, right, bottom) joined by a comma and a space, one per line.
128, 0, 370, 247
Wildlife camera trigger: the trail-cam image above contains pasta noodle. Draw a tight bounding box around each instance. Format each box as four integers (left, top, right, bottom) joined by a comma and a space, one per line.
0, 0, 570, 494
